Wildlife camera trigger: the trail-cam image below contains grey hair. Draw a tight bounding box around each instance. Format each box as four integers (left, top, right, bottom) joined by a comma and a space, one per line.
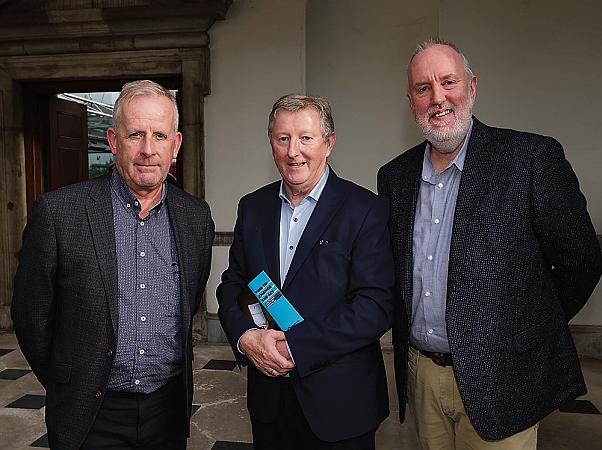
268, 94, 335, 140
112, 80, 179, 134
408, 38, 474, 80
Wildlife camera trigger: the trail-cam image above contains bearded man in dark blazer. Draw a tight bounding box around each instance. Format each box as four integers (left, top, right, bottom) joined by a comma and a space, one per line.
377, 39, 602, 449
12, 80, 214, 450
217, 94, 395, 450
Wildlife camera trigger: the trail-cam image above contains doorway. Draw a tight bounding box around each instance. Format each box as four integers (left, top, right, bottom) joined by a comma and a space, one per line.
23, 77, 183, 214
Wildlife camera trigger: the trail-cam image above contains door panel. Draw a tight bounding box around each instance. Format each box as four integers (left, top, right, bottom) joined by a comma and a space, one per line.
48, 98, 88, 191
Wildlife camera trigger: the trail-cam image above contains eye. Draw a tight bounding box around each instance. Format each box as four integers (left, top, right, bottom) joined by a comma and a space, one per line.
128, 131, 144, 141
442, 79, 458, 89
301, 135, 313, 141
153, 132, 168, 141
277, 136, 289, 142
416, 85, 429, 94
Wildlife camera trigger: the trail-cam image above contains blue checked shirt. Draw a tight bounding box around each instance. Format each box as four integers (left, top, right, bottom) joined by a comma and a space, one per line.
410, 120, 473, 353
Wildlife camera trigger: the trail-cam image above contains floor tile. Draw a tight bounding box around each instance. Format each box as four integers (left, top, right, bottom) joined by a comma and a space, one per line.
30, 434, 49, 448
0, 348, 14, 357
559, 399, 601, 414
211, 441, 253, 450
0, 368, 32, 380
6, 394, 46, 409
202, 359, 238, 371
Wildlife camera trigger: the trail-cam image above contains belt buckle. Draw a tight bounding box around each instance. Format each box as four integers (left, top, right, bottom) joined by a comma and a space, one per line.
432, 353, 447, 367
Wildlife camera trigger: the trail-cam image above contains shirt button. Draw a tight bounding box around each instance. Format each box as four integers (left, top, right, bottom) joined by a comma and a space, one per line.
433, 218, 440, 224
425, 291, 431, 297
140, 283, 146, 289
428, 329, 434, 334
140, 251, 145, 257
437, 183, 443, 188
134, 201, 139, 206
139, 349, 145, 355
427, 255, 433, 261
289, 245, 294, 250
140, 316, 146, 322
140, 221, 145, 227
134, 379, 140, 385
126, 203, 131, 208
95, 390, 103, 399
293, 217, 298, 222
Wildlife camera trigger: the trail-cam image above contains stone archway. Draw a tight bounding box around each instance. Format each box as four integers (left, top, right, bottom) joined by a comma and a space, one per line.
0, 0, 232, 339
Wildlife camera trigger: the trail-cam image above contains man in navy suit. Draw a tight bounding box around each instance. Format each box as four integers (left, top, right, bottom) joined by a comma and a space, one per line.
378, 39, 602, 449
217, 94, 395, 449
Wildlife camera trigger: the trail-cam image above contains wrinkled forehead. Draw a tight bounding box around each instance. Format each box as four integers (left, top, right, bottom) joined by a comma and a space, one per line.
407, 45, 466, 86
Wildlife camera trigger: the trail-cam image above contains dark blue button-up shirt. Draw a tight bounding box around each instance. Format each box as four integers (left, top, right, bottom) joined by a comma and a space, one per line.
107, 170, 182, 393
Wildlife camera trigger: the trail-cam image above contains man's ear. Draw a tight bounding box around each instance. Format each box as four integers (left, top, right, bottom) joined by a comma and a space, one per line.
107, 128, 118, 156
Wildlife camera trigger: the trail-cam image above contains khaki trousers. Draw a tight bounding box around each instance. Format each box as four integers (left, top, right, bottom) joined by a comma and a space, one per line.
407, 346, 538, 450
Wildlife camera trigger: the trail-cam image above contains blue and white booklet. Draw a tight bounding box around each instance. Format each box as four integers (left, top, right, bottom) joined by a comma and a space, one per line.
247, 271, 304, 331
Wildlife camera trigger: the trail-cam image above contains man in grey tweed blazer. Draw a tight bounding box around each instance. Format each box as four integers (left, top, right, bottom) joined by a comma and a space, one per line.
378, 39, 602, 449
12, 80, 214, 449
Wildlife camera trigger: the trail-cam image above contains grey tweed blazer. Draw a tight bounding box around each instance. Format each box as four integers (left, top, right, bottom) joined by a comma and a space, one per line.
12, 173, 214, 450
377, 117, 602, 440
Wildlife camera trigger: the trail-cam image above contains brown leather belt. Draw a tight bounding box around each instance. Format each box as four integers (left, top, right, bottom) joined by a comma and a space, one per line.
416, 347, 453, 367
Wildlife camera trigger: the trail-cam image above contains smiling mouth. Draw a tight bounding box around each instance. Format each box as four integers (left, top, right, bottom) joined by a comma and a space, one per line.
288, 162, 306, 167
432, 109, 452, 119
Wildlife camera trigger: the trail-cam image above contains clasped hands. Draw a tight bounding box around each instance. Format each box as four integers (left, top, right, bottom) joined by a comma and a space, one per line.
239, 328, 295, 377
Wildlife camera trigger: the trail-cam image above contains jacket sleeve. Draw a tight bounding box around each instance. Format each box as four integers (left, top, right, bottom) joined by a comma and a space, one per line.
194, 204, 215, 315
11, 196, 58, 388
531, 137, 602, 320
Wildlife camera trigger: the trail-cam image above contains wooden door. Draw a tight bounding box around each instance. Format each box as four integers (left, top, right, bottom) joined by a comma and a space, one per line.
47, 97, 88, 191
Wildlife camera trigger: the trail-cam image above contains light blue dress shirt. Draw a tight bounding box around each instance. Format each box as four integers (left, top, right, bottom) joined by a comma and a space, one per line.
410, 120, 473, 353
279, 166, 330, 284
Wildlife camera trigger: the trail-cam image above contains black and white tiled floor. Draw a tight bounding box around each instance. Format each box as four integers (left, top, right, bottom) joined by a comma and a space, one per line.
1, 331, 602, 449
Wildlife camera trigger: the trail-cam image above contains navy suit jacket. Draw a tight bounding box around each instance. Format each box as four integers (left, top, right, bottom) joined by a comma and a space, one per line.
217, 169, 395, 442
12, 174, 214, 450
377, 117, 602, 440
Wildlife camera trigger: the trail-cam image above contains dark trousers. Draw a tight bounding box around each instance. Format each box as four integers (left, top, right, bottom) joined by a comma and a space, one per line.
251, 379, 376, 450
82, 376, 187, 450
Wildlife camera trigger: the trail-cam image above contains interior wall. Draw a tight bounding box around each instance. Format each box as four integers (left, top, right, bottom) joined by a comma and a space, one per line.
438, 0, 602, 325
204, 0, 307, 315
204, 0, 601, 326
306, 0, 438, 191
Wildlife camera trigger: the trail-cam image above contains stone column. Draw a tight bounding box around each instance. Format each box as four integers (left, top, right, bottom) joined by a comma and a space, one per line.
181, 48, 211, 342
0, 67, 26, 329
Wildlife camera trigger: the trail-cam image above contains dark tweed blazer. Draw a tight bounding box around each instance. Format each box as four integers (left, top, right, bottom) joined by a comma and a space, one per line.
377, 117, 602, 440
12, 173, 214, 450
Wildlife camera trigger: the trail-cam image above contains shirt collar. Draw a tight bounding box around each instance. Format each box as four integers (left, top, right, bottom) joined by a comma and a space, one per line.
110, 169, 168, 215
279, 165, 330, 206
422, 118, 473, 179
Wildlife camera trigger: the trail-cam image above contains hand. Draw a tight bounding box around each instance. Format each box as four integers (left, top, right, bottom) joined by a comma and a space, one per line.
239, 329, 295, 377
276, 339, 292, 362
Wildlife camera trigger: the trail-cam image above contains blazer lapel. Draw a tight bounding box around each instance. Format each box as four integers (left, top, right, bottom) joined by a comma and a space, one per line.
453, 118, 495, 225
86, 177, 119, 336
166, 189, 193, 329
260, 183, 282, 287
282, 170, 346, 291
396, 158, 421, 315
447, 118, 495, 307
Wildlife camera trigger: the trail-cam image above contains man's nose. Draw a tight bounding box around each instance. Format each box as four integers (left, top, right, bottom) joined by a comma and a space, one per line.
140, 135, 154, 155
431, 84, 445, 106
287, 138, 300, 158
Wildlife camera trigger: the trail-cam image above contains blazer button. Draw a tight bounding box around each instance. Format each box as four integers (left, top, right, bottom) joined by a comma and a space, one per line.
107, 348, 113, 357
95, 390, 103, 399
